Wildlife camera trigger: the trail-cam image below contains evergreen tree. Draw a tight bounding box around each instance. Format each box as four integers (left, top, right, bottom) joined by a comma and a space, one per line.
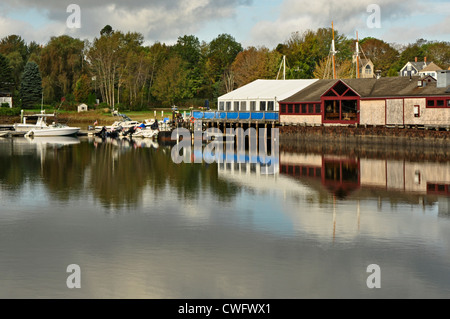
20, 61, 42, 109
0, 53, 14, 91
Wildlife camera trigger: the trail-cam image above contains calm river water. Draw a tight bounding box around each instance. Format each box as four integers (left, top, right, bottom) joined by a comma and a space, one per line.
0, 135, 449, 298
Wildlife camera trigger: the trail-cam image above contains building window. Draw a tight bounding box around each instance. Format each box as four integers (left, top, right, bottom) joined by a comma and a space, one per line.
308, 104, 314, 114
219, 101, 225, 111
241, 101, 247, 111
295, 104, 300, 114
414, 105, 420, 117
365, 65, 371, 74
280, 104, 286, 114
288, 104, 293, 113
301, 104, 307, 114
226, 101, 231, 111
427, 99, 435, 107
437, 100, 444, 107
260, 101, 266, 111
234, 101, 239, 111
267, 101, 274, 111
315, 104, 321, 114
250, 101, 256, 111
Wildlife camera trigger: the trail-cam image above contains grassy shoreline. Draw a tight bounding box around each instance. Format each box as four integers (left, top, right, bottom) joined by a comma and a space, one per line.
0, 109, 183, 126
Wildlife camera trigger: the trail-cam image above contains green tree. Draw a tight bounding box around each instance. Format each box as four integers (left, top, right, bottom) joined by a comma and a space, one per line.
424, 41, 450, 70
0, 54, 14, 91
277, 28, 351, 79
0, 35, 28, 89
20, 61, 42, 109
152, 55, 192, 106
207, 34, 243, 95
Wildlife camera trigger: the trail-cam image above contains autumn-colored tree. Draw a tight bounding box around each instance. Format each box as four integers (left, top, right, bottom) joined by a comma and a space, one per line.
313, 58, 353, 79
74, 74, 92, 103
231, 47, 281, 87
39, 35, 84, 102
360, 37, 399, 76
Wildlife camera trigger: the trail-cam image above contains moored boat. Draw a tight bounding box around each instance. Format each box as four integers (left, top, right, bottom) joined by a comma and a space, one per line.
14, 113, 80, 137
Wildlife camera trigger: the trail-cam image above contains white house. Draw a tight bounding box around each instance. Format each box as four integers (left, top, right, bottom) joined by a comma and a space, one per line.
399, 57, 434, 77
418, 62, 442, 79
217, 79, 319, 112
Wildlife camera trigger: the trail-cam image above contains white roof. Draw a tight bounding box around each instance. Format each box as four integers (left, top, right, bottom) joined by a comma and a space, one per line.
218, 79, 319, 101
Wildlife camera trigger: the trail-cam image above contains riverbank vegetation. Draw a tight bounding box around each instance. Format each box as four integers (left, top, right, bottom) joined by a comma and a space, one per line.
1, 26, 449, 112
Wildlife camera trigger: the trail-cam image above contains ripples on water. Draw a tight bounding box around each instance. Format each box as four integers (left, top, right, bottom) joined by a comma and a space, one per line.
0, 136, 449, 298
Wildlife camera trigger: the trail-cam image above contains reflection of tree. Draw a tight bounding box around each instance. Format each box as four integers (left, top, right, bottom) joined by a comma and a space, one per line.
131, 144, 240, 203
89, 142, 153, 208
0, 153, 40, 191
41, 143, 92, 201
0, 139, 240, 208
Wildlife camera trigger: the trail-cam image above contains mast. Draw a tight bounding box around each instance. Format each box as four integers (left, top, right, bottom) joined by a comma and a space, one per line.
356, 31, 360, 79
276, 55, 287, 80
331, 21, 337, 79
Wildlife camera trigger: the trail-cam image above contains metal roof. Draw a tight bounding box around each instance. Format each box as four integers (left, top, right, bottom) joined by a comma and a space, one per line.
218, 79, 319, 101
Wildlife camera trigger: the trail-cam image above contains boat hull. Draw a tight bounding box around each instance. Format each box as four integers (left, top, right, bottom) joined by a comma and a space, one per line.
28, 127, 80, 137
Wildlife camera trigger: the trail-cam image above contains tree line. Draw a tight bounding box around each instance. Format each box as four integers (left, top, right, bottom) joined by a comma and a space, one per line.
1, 25, 449, 110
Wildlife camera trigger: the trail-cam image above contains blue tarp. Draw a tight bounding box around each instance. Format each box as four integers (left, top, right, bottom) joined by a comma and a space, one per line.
239, 112, 251, 120
204, 112, 215, 119
226, 112, 239, 120
264, 112, 279, 120
251, 113, 264, 120
192, 111, 203, 119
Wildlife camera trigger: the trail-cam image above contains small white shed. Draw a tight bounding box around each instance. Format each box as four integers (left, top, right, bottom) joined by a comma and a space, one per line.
77, 103, 88, 113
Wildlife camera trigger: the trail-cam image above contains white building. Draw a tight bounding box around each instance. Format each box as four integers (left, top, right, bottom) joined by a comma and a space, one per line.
0, 91, 12, 108
217, 79, 319, 112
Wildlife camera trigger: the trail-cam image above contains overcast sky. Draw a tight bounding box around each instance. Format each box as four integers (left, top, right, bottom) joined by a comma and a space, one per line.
0, 0, 449, 48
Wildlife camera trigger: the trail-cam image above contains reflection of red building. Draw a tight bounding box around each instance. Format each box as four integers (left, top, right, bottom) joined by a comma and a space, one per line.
427, 183, 450, 196
280, 156, 360, 198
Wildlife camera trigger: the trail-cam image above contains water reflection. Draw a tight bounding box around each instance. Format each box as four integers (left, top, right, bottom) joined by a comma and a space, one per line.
1, 136, 450, 298
0, 136, 239, 208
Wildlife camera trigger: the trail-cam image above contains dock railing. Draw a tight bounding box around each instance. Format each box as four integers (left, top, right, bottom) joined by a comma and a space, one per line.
191, 111, 279, 122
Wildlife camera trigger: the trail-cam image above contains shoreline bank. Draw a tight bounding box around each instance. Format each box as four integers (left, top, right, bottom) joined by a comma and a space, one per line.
279, 125, 450, 147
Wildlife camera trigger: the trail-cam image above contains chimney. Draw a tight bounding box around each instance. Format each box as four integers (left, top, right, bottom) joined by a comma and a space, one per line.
437, 70, 450, 88
424, 57, 427, 63
375, 70, 381, 79
415, 57, 418, 62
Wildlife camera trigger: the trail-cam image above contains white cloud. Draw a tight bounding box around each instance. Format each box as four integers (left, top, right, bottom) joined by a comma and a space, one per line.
247, 0, 447, 47
0, 0, 253, 44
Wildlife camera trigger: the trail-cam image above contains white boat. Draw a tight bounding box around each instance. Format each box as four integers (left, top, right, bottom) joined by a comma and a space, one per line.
0, 131, 9, 137
127, 128, 159, 139
14, 113, 80, 137
95, 120, 142, 131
